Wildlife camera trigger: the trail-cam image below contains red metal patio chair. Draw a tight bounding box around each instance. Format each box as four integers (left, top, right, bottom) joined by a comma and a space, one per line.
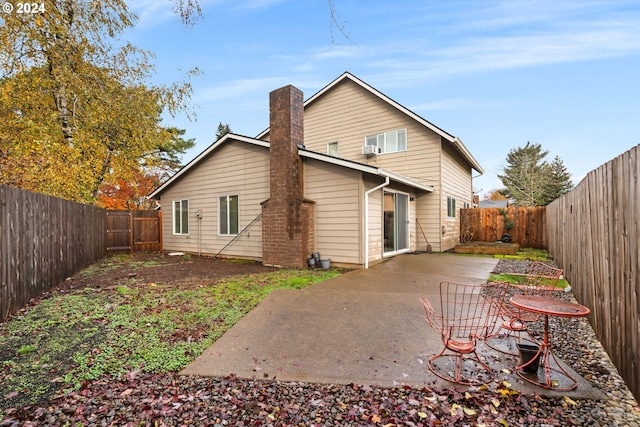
419, 281, 506, 386
486, 261, 564, 355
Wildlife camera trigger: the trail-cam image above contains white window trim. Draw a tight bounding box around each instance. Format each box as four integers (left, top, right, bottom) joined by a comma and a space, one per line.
447, 196, 456, 218
327, 141, 339, 157
173, 199, 189, 235
365, 128, 407, 154
383, 189, 411, 257
218, 194, 239, 236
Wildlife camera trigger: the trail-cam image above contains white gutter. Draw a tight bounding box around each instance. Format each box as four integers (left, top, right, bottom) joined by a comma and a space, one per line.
364, 177, 390, 269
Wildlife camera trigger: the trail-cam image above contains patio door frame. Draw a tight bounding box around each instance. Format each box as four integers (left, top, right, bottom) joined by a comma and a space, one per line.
383, 190, 410, 256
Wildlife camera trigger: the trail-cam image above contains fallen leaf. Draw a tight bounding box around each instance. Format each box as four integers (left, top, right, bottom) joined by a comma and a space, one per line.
491, 398, 501, 408
563, 396, 577, 406
418, 411, 428, 419
463, 407, 476, 415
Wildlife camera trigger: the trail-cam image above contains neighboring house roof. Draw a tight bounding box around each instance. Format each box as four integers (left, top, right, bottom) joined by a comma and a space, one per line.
256, 71, 484, 174
148, 133, 434, 199
478, 200, 509, 208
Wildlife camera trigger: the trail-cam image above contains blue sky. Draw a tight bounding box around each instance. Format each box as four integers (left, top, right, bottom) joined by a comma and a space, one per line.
125, 0, 640, 198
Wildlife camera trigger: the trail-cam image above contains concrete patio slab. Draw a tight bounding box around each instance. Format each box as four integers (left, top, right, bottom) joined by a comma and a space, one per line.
181, 253, 604, 399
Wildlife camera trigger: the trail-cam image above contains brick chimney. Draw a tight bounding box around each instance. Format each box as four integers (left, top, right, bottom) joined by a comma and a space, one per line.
261, 85, 315, 268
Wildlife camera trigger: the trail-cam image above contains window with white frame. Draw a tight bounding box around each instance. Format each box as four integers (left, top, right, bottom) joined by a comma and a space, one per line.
447, 197, 456, 218
219, 195, 239, 235
327, 142, 339, 157
173, 200, 189, 234
365, 129, 407, 154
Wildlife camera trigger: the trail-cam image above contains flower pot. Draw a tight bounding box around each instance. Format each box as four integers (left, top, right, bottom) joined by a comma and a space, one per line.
319, 258, 331, 269
517, 343, 541, 373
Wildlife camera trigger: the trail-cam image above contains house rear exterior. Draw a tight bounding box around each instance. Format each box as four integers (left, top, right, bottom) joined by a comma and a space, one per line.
149, 72, 483, 268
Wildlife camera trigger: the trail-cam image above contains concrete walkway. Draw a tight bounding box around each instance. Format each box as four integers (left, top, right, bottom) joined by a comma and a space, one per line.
181, 253, 603, 399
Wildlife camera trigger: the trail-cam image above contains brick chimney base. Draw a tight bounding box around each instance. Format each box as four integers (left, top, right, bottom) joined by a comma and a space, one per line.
262, 198, 315, 268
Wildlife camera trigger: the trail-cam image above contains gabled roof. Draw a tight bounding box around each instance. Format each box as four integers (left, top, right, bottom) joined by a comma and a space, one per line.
257, 71, 483, 174
148, 133, 268, 199
149, 133, 434, 199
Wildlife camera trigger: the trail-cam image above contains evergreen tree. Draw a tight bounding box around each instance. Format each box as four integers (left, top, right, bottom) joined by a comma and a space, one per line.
498, 142, 572, 206
216, 122, 232, 140
543, 155, 574, 204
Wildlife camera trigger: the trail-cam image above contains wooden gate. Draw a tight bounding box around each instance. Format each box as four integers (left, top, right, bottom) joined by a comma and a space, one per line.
106, 210, 162, 253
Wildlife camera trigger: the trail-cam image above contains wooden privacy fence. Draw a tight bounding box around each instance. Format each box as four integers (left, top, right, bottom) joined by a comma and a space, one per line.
0, 185, 107, 321
546, 144, 640, 400
460, 207, 547, 249
106, 210, 162, 253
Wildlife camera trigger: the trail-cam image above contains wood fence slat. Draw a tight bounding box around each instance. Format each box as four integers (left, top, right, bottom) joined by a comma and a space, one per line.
105, 210, 162, 253
460, 206, 547, 248
0, 185, 107, 321
547, 144, 640, 401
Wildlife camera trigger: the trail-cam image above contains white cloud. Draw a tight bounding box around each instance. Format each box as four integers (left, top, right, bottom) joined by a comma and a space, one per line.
196, 76, 286, 102
360, 16, 640, 89
128, 0, 175, 28
411, 99, 491, 111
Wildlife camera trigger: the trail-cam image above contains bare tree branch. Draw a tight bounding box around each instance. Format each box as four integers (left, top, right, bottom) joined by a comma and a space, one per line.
328, 0, 357, 46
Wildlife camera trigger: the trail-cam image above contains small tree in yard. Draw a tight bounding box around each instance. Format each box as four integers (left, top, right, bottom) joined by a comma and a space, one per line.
498, 142, 573, 206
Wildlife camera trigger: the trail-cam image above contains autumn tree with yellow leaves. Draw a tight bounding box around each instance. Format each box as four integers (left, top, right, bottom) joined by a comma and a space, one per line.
0, 0, 197, 203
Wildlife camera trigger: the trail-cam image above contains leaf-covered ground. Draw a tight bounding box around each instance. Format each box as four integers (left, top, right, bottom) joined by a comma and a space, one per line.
2, 372, 578, 426
1, 254, 638, 425
0, 254, 339, 415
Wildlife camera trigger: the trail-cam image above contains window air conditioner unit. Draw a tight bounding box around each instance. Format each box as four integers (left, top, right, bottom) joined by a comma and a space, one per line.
362, 145, 378, 156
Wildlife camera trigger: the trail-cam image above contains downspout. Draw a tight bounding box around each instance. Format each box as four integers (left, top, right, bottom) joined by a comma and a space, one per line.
364, 176, 390, 269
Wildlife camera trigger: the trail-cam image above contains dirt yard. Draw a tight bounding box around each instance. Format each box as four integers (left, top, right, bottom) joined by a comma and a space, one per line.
63, 252, 280, 291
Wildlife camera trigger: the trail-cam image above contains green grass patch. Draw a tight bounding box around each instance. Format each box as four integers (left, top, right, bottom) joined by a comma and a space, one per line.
0, 268, 339, 411
224, 258, 257, 264
487, 272, 569, 289
493, 247, 552, 261
75, 254, 165, 280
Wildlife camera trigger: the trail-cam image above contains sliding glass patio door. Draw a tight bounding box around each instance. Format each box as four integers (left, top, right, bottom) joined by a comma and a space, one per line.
384, 191, 409, 254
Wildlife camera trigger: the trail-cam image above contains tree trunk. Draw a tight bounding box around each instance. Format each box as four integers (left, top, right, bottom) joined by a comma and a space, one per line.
48, 0, 76, 147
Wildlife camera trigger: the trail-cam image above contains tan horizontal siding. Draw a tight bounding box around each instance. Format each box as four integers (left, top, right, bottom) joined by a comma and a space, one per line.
305, 79, 441, 186
304, 159, 362, 264
367, 184, 383, 262
440, 144, 473, 250
160, 141, 269, 258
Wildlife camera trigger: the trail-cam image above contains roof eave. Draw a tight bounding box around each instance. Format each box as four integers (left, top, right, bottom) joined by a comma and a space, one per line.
378, 168, 434, 192
299, 150, 434, 192
452, 137, 484, 174
148, 134, 269, 199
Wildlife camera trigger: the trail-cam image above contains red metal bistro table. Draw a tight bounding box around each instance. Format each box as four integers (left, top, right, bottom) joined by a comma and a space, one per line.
509, 294, 591, 391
